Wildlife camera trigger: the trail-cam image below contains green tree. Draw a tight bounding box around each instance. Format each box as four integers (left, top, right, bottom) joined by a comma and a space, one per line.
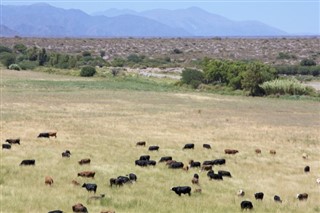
27, 46, 38, 61
38, 48, 48, 66
0, 52, 16, 68
202, 59, 229, 84
80, 66, 96, 77
13, 43, 27, 54
0, 45, 13, 53
181, 68, 204, 88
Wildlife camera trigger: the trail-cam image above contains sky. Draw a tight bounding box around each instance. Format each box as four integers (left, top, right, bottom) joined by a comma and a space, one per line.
2, 0, 320, 35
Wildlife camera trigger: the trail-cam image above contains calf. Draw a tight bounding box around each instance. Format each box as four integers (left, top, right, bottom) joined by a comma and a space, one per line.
203, 144, 211, 149
88, 194, 105, 201
2, 144, 11, 149
218, 170, 232, 177
189, 160, 201, 168
302, 153, 308, 159
296, 193, 308, 201
200, 165, 212, 172
148, 146, 159, 151
5, 138, 20, 145
207, 170, 223, 180
20, 159, 35, 166
78, 171, 95, 178
128, 173, 137, 182
203, 160, 214, 166
212, 158, 226, 165
237, 189, 245, 197
192, 174, 199, 185
78, 158, 91, 165
270, 149, 276, 155
255, 149, 261, 154
135, 160, 148, 167
240, 201, 253, 210
254, 192, 264, 200
45, 176, 54, 186
183, 143, 194, 149
136, 141, 146, 146
304, 166, 310, 173
159, 156, 172, 162
139, 155, 150, 161
168, 162, 184, 169
316, 178, 320, 184
72, 180, 80, 186
72, 203, 88, 213
82, 183, 97, 193
62, 150, 71, 158
48, 210, 63, 213
171, 186, 191, 196
274, 195, 282, 203
147, 160, 157, 166
224, 149, 238, 154
101, 211, 115, 213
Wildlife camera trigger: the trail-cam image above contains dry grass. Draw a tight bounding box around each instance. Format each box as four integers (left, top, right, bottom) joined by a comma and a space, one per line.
1, 69, 319, 213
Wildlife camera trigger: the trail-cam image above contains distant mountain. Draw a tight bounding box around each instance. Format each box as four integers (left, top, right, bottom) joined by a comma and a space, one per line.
0, 25, 19, 37
1, 3, 287, 37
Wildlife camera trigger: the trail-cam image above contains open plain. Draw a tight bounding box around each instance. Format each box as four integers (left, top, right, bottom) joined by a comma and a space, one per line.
1, 69, 319, 213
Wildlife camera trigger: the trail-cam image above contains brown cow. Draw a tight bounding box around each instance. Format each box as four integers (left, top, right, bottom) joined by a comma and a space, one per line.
194, 188, 202, 193
72, 203, 88, 213
270, 150, 276, 155
296, 193, 308, 201
136, 141, 146, 146
201, 165, 212, 172
255, 149, 261, 154
48, 132, 57, 138
45, 176, 54, 186
101, 211, 115, 213
78, 158, 91, 165
78, 171, 95, 178
225, 149, 239, 154
72, 180, 81, 186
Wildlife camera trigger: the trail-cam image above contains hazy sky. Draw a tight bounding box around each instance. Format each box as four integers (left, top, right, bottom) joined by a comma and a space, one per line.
2, 0, 320, 34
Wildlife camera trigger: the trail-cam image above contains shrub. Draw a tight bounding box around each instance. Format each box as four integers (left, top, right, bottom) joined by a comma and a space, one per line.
13, 43, 27, 54
18, 60, 38, 70
300, 58, 316, 66
8, 64, 21, 71
82, 51, 91, 57
0, 52, 16, 68
173, 48, 183, 54
181, 68, 204, 87
276, 52, 297, 60
80, 66, 96, 77
0, 45, 12, 53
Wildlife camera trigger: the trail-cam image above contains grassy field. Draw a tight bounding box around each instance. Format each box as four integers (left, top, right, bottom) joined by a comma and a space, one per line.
1, 69, 319, 213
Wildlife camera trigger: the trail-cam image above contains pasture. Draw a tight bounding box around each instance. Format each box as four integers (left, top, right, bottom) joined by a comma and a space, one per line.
1, 70, 319, 213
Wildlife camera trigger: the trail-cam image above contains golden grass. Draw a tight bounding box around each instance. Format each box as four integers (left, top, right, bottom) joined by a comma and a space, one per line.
1, 69, 320, 213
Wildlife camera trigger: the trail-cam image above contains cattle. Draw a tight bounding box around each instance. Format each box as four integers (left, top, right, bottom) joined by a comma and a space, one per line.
207, 170, 223, 180
171, 186, 191, 196
270, 149, 276, 155
194, 188, 202, 193
100, 210, 115, 213
317, 178, 320, 184
148, 146, 159, 151
48, 132, 57, 138
135, 160, 148, 167
296, 193, 308, 201
62, 150, 71, 158
302, 153, 308, 159
189, 160, 201, 168
88, 194, 105, 201
72, 180, 80, 186
20, 159, 35, 166
183, 143, 194, 149
147, 160, 156, 166
255, 149, 261, 154
82, 183, 97, 193
45, 176, 54, 186
78, 171, 95, 178
110, 176, 131, 187
212, 158, 226, 165
203, 144, 211, 149
48, 210, 63, 213
192, 174, 199, 185
218, 170, 232, 178
159, 156, 172, 162
72, 203, 88, 213
254, 192, 264, 200
168, 162, 184, 169
166, 160, 176, 166
240, 201, 253, 210
183, 165, 189, 171
237, 189, 245, 197
78, 159, 91, 165
5, 138, 20, 145
304, 166, 310, 173
128, 173, 137, 182
225, 149, 239, 154
203, 160, 214, 166
200, 165, 212, 172
136, 141, 146, 146
2, 144, 11, 149
139, 155, 150, 161
38, 132, 57, 138
117, 176, 131, 184
274, 195, 282, 203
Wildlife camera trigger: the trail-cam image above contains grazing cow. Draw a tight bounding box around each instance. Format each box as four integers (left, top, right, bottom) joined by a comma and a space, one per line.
302, 153, 308, 159
171, 186, 191, 196
270, 150, 276, 155
62, 150, 71, 158
38, 132, 57, 138
45, 176, 54, 186
304, 166, 310, 173
254, 192, 264, 200
240, 201, 253, 210
72, 203, 88, 213
203, 144, 211, 149
200, 165, 212, 172
78, 171, 95, 178
48, 132, 57, 138
2, 144, 11, 149
159, 156, 172, 162
203, 160, 214, 166
316, 178, 320, 184
5, 138, 20, 145
212, 159, 226, 165
255, 149, 261, 154
166, 160, 176, 166
72, 180, 80, 186
218, 170, 232, 177
82, 183, 97, 193
78, 159, 91, 165
139, 155, 150, 161
148, 146, 159, 151
183, 143, 194, 149
117, 176, 131, 184
110, 176, 131, 187
189, 160, 201, 168
135, 160, 149, 167
207, 170, 223, 180
48, 210, 63, 213
136, 141, 146, 146
183, 165, 190, 171
296, 193, 308, 201
192, 174, 199, 185
237, 189, 245, 197
101, 211, 115, 213
147, 160, 157, 166
168, 162, 184, 169
128, 173, 137, 182
274, 195, 282, 203
20, 159, 35, 166
88, 194, 105, 201
224, 149, 239, 154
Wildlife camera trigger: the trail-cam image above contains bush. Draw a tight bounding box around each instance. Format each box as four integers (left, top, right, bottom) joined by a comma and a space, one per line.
18, 60, 38, 70
0, 52, 16, 68
173, 48, 183, 54
0, 45, 12, 53
8, 64, 21, 71
80, 66, 96, 77
300, 58, 316, 66
181, 68, 204, 88
13, 43, 27, 54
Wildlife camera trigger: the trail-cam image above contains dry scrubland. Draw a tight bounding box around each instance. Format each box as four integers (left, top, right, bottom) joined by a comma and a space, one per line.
1, 70, 320, 213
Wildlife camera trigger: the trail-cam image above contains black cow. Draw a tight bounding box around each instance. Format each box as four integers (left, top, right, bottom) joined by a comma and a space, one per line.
203, 144, 211, 149
168, 162, 184, 169
159, 156, 172, 162
2, 144, 11, 149
128, 173, 137, 182
218, 170, 232, 177
241, 201, 253, 210
48, 210, 63, 213
274, 195, 282, 203
171, 186, 191, 196
135, 160, 148, 167
254, 192, 264, 200
212, 159, 226, 165
296, 193, 308, 201
6, 138, 20, 145
148, 146, 159, 151
82, 183, 97, 193
147, 160, 157, 166
62, 150, 71, 158
304, 166, 310, 173
37, 133, 50, 138
207, 170, 223, 180
139, 155, 150, 161
20, 159, 35, 166
189, 160, 201, 168
183, 143, 194, 149
117, 176, 131, 184
203, 160, 214, 166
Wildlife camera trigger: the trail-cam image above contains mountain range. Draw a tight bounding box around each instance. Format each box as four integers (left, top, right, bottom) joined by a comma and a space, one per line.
0, 3, 287, 37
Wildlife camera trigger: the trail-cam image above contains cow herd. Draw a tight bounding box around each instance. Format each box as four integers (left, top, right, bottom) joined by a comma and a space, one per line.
2, 133, 319, 212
